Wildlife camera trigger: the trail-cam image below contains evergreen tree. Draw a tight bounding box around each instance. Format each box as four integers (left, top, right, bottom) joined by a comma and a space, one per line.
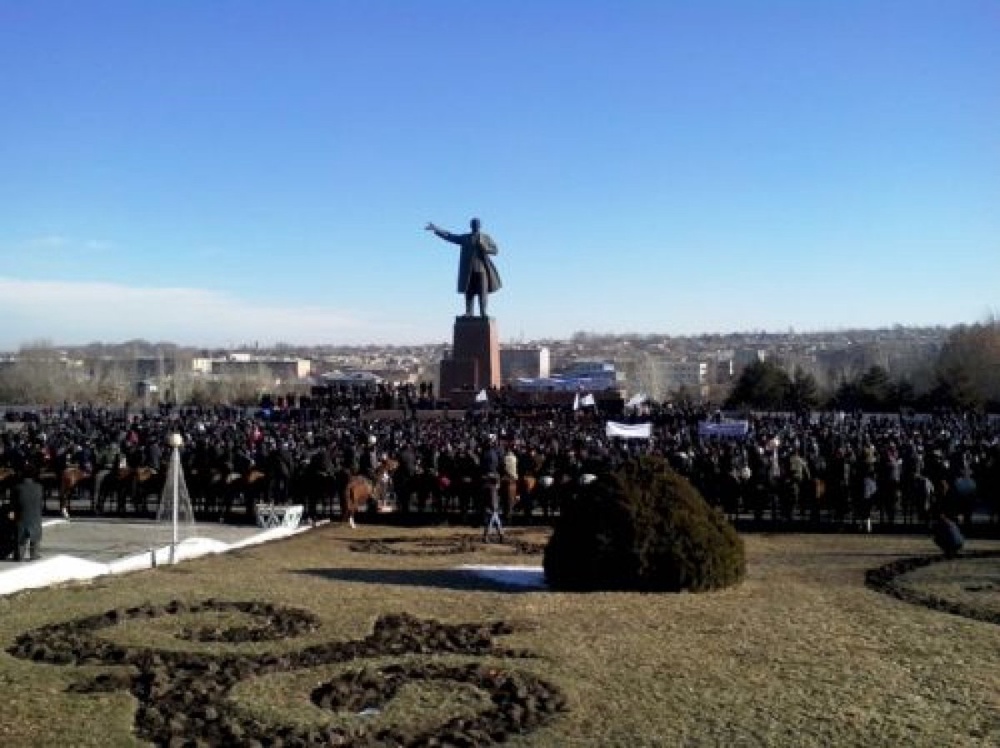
786, 367, 821, 411
725, 360, 791, 410
858, 365, 891, 411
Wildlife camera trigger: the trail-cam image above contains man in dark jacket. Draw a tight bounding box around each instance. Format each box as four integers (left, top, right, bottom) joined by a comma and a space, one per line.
0, 495, 16, 560
14, 467, 44, 561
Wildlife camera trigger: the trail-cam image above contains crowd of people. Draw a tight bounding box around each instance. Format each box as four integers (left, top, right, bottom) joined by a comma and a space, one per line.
1, 398, 999, 545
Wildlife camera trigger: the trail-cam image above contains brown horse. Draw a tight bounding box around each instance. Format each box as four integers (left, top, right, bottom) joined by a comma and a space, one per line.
59, 466, 92, 517
341, 474, 391, 528
122, 466, 163, 515
499, 476, 519, 517
342, 476, 372, 528
226, 469, 269, 521
0, 467, 18, 500
509, 474, 536, 518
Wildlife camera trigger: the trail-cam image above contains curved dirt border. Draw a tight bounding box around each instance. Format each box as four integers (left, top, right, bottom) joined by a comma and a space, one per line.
7, 600, 567, 746
864, 549, 1000, 626
349, 533, 545, 557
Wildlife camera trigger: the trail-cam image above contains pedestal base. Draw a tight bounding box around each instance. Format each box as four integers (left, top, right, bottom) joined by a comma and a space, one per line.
439, 315, 500, 396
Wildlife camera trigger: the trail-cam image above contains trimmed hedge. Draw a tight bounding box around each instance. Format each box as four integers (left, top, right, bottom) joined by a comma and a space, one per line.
544, 456, 746, 592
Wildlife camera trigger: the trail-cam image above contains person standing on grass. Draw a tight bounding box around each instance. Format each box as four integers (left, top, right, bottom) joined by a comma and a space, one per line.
931, 513, 964, 558
0, 494, 16, 560
483, 473, 504, 542
13, 465, 44, 561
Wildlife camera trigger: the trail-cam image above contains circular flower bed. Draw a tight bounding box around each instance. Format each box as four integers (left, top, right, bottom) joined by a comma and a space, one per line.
865, 549, 1000, 625
7, 601, 566, 746
176, 600, 321, 643
312, 662, 565, 744
349, 533, 545, 557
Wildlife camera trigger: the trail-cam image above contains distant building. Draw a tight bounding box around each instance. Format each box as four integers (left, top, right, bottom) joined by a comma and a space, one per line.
211, 356, 311, 384
82, 355, 178, 380
715, 358, 734, 383
501, 346, 550, 382
512, 360, 624, 393
317, 370, 384, 390
626, 358, 710, 400
660, 361, 709, 391
733, 348, 767, 372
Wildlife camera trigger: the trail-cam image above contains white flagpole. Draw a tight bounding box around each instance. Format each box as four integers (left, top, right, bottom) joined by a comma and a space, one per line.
167, 433, 184, 564
170, 447, 179, 563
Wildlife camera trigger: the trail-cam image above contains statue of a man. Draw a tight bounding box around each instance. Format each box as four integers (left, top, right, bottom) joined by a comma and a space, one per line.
425, 217, 502, 317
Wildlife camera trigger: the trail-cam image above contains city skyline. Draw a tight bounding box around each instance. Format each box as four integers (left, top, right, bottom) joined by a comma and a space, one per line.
1, 2, 997, 349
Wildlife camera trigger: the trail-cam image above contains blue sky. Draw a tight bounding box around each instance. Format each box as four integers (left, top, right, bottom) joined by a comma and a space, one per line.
1, 1, 997, 349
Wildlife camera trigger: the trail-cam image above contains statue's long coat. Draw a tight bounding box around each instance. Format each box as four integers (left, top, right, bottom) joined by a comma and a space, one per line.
433, 229, 502, 295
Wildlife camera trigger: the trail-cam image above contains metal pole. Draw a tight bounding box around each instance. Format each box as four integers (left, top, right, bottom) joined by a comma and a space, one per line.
171, 446, 179, 563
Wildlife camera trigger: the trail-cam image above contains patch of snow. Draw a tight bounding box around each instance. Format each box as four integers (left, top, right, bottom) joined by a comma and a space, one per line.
0, 555, 108, 596
0, 525, 310, 598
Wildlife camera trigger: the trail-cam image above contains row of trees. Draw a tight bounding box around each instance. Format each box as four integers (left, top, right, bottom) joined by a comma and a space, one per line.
0, 360, 276, 408
725, 321, 1000, 412
0, 373, 276, 409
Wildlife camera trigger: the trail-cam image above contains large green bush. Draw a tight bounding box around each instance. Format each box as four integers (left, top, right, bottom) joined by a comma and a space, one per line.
544, 456, 746, 592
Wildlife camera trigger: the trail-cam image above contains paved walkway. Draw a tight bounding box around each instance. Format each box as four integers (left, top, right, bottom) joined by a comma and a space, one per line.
0, 516, 310, 597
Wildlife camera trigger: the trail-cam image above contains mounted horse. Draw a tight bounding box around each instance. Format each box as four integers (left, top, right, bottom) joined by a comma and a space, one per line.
0, 467, 18, 502
338, 458, 397, 528
103, 465, 166, 515
224, 468, 270, 522
340, 474, 390, 528
406, 467, 450, 513
38, 469, 62, 511
58, 465, 92, 517
498, 474, 520, 519
301, 464, 339, 522
511, 473, 537, 518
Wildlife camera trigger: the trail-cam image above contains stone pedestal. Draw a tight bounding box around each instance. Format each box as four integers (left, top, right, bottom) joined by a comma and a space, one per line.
439, 316, 500, 400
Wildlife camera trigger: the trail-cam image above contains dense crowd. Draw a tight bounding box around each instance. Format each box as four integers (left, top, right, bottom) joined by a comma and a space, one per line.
1, 398, 998, 529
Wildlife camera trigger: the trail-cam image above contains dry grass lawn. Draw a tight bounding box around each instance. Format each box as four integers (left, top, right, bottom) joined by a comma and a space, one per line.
0, 525, 997, 747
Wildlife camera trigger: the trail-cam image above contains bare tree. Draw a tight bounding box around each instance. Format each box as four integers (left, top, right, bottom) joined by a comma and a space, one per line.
624, 352, 666, 401
934, 317, 1000, 407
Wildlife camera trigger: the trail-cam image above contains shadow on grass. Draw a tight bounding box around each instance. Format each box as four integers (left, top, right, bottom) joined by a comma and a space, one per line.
295, 567, 543, 593
812, 550, 940, 558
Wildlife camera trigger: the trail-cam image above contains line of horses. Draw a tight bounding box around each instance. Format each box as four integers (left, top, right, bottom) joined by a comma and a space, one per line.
12, 457, 990, 531
1, 465, 167, 518
0, 460, 418, 528
700, 467, 999, 529
0, 460, 572, 529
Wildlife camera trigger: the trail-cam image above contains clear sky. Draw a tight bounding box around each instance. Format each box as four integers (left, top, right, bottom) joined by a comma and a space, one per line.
1, 1, 997, 350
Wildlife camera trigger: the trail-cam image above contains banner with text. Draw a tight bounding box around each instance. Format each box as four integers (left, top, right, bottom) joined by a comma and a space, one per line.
606, 421, 652, 440
697, 420, 750, 439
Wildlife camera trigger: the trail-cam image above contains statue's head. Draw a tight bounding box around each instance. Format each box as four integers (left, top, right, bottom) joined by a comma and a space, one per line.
470, 217, 481, 232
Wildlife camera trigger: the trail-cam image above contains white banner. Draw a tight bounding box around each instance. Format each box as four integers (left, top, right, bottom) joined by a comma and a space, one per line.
580, 393, 596, 407
475, 389, 488, 403
606, 421, 652, 440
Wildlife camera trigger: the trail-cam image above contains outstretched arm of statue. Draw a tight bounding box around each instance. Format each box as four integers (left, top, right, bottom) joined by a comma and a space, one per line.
425, 222, 461, 245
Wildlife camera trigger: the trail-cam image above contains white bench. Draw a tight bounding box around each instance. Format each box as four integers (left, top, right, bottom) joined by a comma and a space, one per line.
254, 504, 304, 529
